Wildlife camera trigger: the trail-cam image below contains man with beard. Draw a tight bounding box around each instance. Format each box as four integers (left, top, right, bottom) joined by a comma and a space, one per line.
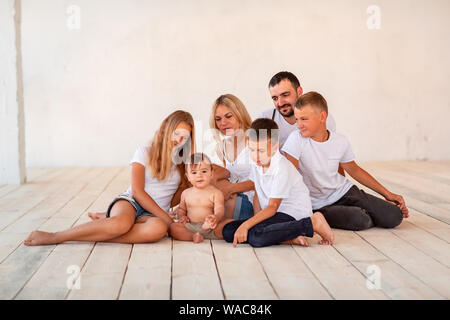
258, 71, 337, 148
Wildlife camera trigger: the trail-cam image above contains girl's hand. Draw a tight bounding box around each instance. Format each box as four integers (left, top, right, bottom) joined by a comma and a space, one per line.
385, 192, 409, 218
233, 224, 249, 247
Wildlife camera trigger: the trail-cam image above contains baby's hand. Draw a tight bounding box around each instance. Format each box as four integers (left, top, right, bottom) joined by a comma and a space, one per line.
178, 215, 190, 224
202, 215, 216, 230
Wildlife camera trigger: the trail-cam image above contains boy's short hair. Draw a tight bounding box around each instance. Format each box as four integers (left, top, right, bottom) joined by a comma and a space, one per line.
185, 153, 212, 171
268, 71, 301, 90
294, 91, 328, 115
248, 118, 279, 145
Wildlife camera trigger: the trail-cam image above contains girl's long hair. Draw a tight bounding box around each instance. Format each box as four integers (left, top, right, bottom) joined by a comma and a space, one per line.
148, 110, 195, 181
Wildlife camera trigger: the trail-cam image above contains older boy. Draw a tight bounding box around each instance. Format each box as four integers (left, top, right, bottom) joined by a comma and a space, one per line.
222, 118, 334, 248
282, 91, 408, 231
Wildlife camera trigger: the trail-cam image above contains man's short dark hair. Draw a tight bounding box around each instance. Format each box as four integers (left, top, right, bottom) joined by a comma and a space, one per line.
268, 71, 301, 90
248, 118, 279, 145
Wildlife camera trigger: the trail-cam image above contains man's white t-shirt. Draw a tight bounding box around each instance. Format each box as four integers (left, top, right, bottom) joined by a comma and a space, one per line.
281, 130, 354, 210
248, 150, 312, 220
258, 108, 337, 148
124, 146, 181, 212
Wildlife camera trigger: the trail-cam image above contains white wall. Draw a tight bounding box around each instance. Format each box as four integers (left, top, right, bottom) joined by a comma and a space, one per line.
20, 0, 450, 167
0, 0, 26, 184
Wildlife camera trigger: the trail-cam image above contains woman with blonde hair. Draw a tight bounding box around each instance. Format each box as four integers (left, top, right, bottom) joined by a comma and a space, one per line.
210, 94, 255, 220
24, 110, 195, 245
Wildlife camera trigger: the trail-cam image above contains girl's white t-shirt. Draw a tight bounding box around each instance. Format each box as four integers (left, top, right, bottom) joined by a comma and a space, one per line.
248, 150, 313, 220
124, 146, 181, 212
282, 130, 354, 210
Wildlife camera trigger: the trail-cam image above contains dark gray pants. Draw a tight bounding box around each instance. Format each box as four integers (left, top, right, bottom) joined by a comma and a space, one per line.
315, 185, 403, 231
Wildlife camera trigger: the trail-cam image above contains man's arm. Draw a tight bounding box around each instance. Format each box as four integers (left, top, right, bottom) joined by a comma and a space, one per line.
340, 161, 409, 217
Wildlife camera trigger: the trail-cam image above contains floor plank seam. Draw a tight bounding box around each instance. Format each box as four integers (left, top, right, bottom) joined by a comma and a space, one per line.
169, 238, 173, 300
354, 231, 445, 299
291, 245, 336, 300
12, 244, 58, 300
210, 241, 226, 300
116, 244, 134, 300
252, 247, 280, 300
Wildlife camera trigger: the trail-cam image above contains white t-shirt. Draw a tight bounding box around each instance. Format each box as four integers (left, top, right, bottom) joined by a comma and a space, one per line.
248, 150, 313, 220
124, 146, 181, 212
258, 108, 337, 148
282, 130, 354, 210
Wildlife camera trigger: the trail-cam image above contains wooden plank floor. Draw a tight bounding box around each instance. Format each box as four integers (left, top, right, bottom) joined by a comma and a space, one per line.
0, 161, 449, 300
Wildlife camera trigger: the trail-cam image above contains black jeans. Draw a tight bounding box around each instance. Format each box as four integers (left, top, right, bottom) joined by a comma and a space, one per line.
315, 185, 403, 231
222, 212, 314, 248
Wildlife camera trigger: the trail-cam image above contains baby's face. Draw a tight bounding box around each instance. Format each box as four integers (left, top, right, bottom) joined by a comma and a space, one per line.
186, 161, 213, 189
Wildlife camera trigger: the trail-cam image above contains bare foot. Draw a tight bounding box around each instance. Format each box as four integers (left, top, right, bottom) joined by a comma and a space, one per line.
310, 212, 334, 245
193, 232, 204, 244
24, 230, 59, 246
281, 236, 310, 247
88, 212, 106, 220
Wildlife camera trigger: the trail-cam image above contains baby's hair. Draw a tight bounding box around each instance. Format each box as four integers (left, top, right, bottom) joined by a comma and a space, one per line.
247, 118, 279, 145
294, 91, 328, 114
185, 153, 213, 171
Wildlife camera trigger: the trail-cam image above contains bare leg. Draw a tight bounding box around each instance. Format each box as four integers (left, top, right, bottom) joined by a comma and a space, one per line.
24, 200, 135, 246
224, 195, 237, 219
213, 218, 234, 239
88, 212, 107, 220
106, 216, 168, 243
169, 222, 196, 242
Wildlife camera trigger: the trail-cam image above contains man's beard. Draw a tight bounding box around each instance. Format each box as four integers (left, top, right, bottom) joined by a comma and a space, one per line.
278, 105, 294, 117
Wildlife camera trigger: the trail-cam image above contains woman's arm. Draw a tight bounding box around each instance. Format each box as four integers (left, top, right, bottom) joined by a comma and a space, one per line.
130, 163, 174, 226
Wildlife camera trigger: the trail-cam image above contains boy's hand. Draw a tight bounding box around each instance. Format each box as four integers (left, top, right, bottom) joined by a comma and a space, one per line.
385, 192, 409, 218
233, 224, 249, 247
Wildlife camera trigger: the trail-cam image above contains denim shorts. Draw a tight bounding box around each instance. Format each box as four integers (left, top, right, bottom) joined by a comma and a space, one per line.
233, 193, 254, 220
106, 193, 155, 222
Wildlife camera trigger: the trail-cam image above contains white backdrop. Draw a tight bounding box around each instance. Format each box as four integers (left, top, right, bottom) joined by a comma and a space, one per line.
20, 0, 450, 167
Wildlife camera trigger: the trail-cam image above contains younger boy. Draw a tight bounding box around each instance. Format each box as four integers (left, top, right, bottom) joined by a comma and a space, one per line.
282, 91, 408, 231
169, 153, 226, 243
222, 118, 334, 248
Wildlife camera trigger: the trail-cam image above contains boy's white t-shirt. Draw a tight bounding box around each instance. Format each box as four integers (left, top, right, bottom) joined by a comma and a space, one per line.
124, 146, 181, 212
258, 108, 337, 147
248, 150, 312, 220
281, 130, 354, 210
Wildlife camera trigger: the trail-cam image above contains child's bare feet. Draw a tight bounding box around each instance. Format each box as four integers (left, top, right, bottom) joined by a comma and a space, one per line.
88, 212, 106, 220
193, 232, 204, 243
24, 230, 59, 246
310, 212, 334, 245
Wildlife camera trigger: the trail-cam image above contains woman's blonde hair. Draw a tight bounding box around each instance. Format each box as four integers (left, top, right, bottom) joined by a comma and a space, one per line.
148, 110, 195, 181
209, 94, 252, 141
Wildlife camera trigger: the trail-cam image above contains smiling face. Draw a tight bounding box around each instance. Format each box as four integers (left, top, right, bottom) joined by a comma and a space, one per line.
269, 79, 303, 118
172, 121, 192, 148
214, 104, 241, 136
186, 160, 213, 189
294, 104, 326, 138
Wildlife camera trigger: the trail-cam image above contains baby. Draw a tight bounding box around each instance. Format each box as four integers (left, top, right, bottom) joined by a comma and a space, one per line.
169, 153, 225, 243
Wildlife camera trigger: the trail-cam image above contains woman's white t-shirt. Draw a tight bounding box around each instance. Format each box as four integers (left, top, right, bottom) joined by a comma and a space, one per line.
248, 151, 313, 220
282, 130, 354, 210
222, 141, 254, 203
124, 146, 180, 212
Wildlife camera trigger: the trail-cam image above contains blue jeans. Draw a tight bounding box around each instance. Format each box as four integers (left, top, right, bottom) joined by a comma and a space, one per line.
222, 212, 314, 248
233, 193, 254, 220
106, 193, 155, 222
